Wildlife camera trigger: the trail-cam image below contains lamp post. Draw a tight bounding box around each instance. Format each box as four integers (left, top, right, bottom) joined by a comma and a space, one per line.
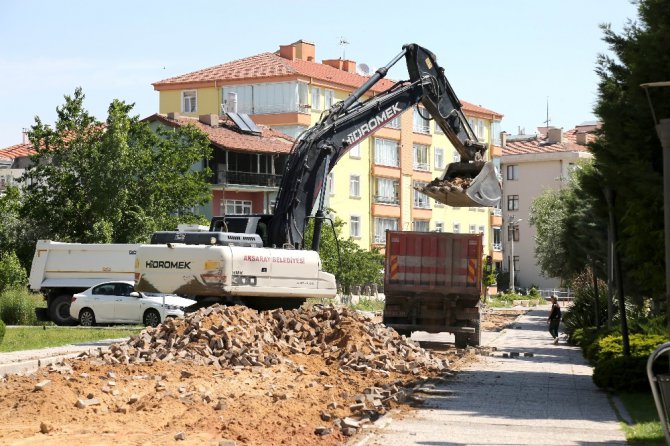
641, 81, 670, 337
509, 216, 522, 294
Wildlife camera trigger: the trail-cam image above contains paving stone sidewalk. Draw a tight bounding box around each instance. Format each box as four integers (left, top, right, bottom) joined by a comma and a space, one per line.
359, 306, 628, 446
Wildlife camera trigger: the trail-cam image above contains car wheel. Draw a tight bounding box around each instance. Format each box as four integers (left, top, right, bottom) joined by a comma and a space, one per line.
143, 309, 161, 327
78, 308, 96, 327
49, 294, 77, 326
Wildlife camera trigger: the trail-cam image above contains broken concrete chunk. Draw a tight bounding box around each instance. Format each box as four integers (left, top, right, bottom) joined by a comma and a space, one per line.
34, 380, 51, 391
75, 398, 100, 409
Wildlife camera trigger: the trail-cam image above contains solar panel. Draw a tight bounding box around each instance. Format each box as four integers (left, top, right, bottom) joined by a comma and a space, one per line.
239, 113, 262, 135
227, 112, 261, 135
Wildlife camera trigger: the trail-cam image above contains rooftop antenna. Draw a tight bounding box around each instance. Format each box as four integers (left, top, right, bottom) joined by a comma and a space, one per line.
339, 36, 349, 59
543, 96, 551, 128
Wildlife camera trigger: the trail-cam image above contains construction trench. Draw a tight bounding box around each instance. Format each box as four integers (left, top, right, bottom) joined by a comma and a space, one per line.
0, 305, 521, 446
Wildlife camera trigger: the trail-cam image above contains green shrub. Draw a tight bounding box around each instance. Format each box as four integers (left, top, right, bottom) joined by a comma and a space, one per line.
593, 355, 650, 391
528, 287, 540, 299
0, 288, 39, 325
562, 269, 607, 338
0, 319, 5, 345
0, 251, 27, 293
592, 333, 666, 363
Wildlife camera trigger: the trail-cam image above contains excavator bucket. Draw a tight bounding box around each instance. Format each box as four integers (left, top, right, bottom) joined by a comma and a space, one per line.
418, 161, 501, 208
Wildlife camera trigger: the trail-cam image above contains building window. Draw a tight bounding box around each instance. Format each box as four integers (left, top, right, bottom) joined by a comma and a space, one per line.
434, 147, 444, 170
413, 220, 430, 232
469, 224, 476, 234
413, 181, 430, 208
435, 222, 444, 232
311, 87, 322, 111
513, 255, 520, 272
478, 120, 485, 141
374, 138, 399, 167
374, 217, 398, 243
324, 89, 335, 109
492, 121, 501, 145
453, 223, 460, 233
413, 107, 430, 134
350, 215, 361, 238
349, 143, 361, 158
223, 82, 308, 114
224, 199, 252, 215
453, 151, 461, 162
327, 173, 335, 196
493, 227, 502, 250
508, 224, 520, 241
182, 90, 197, 113
349, 175, 360, 198
413, 144, 429, 171
507, 165, 518, 180
479, 225, 485, 234
375, 177, 399, 205
385, 115, 400, 129
507, 194, 519, 211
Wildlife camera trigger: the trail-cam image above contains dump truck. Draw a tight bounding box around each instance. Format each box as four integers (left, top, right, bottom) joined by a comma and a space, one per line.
382, 231, 484, 348
29, 240, 139, 325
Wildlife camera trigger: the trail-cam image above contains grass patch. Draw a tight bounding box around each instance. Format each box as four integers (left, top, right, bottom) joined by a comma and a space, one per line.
618, 391, 666, 445
0, 326, 142, 352
350, 297, 385, 313
0, 288, 46, 325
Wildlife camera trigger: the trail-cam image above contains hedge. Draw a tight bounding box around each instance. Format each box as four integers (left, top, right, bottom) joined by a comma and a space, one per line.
0, 319, 5, 345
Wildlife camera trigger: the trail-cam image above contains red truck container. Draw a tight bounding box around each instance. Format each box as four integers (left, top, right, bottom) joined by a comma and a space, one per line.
382, 231, 484, 347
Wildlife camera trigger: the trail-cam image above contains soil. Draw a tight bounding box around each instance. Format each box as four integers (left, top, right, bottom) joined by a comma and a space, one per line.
0, 307, 523, 446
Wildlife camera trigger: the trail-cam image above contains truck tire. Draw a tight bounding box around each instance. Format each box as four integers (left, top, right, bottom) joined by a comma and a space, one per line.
470, 318, 481, 347
49, 294, 76, 326
78, 308, 96, 327
454, 332, 469, 349
143, 309, 161, 327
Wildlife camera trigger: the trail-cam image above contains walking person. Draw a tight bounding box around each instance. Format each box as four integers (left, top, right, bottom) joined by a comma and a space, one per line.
547, 295, 561, 344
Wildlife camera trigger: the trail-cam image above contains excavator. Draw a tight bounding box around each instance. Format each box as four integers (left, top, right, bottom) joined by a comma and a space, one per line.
134, 44, 502, 308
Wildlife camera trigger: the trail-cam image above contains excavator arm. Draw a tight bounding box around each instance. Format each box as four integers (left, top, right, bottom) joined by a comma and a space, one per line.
268, 43, 502, 250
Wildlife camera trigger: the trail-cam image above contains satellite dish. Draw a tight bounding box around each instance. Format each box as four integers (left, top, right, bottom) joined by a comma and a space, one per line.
357, 63, 370, 76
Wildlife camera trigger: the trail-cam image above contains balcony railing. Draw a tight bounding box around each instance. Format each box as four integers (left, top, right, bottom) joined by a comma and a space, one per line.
374, 234, 386, 244
216, 170, 282, 187
493, 243, 502, 251
413, 162, 430, 171
374, 195, 399, 205
492, 208, 502, 216
413, 199, 430, 209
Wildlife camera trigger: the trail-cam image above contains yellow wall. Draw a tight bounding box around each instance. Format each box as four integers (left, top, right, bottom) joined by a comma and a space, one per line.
159, 87, 221, 115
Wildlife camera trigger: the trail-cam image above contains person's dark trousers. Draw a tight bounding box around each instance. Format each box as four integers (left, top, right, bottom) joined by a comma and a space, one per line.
549, 319, 560, 339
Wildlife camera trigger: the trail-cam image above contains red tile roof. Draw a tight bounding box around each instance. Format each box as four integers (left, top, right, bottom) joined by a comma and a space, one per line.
143, 114, 294, 154
503, 128, 595, 156
0, 143, 36, 159
153, 50, 502, 119
461, 101, 503, 120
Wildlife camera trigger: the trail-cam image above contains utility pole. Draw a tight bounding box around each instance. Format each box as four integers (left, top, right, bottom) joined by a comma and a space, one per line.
509, 215, 522, 294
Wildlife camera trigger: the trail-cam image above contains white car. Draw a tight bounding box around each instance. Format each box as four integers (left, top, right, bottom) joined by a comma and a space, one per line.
70, 280, 196, 327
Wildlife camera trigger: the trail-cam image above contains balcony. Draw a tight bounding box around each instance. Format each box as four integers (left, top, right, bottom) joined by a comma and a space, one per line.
216, 170, 282, 188
492, 208, 502, 216
493, 243, 502, 251
374, 195, 399, 205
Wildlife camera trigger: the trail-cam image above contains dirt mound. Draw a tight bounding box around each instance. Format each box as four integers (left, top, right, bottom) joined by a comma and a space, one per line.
93, 305, 449, 376
0, 305, 457, 445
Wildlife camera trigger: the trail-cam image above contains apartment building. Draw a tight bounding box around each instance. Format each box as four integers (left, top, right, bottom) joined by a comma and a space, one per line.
500, 123, 597, 290
152, 40, 503, 257
142, 113, 293, 218
0, 141, 35, 195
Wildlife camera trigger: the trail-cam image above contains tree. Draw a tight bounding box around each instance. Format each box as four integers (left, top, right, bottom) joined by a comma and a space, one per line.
586, 0, 670, 301
19, 88, 212, 256
304, 212, 384, 294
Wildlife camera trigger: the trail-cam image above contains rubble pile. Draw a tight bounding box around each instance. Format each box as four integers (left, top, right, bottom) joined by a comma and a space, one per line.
91, 304, 449, 375
423, 176, 473, 194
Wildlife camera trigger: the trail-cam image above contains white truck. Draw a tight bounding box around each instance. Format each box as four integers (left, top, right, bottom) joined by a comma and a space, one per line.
29, 240, 139, 325
135, 232, 337, 310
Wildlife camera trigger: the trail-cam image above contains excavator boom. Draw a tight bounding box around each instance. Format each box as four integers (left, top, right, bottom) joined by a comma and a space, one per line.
268, 43, 502, 248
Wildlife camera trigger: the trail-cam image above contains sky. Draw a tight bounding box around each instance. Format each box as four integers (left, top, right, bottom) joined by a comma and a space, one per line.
0, 0, 640, 148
